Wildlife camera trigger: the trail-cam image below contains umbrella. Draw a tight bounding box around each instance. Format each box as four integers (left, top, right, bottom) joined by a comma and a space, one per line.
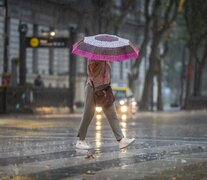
72, 34, 139, 62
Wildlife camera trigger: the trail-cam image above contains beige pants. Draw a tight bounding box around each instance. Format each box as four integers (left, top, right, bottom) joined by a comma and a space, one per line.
77, 83, 124, 141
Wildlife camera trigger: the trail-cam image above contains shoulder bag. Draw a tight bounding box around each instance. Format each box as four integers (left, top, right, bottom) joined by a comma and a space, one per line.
91, 81, 115, 108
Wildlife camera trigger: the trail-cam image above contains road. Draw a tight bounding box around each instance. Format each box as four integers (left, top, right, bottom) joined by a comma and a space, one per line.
0, 110, 207, 179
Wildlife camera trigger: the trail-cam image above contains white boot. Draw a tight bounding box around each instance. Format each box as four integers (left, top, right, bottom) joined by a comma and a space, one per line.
76, 140, 92, 150
119, 137, 135, 149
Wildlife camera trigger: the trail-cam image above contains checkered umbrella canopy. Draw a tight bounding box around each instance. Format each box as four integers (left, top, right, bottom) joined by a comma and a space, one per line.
72, 34, 139, 62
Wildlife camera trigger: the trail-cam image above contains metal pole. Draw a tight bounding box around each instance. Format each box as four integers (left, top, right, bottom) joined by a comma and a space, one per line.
3, 0, 8, 73
32, 24, 38, 74
2, 0, 8, 113
49, 27, 54, 75
68, 25, 77, 113
49, 47, 54, 75
18, 23, 28, 85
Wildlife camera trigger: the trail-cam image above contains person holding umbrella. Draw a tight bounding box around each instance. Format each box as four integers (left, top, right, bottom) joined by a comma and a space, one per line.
72, 34, 139, 150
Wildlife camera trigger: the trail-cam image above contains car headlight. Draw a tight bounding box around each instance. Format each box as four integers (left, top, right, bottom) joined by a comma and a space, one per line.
120, 105, 127, 112
132, 101, 137, 106
119, 100, 125, 105
96, 107, 102, 112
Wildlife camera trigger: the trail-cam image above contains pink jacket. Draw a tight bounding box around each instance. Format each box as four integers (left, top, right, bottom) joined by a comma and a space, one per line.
87, 60, 111, 88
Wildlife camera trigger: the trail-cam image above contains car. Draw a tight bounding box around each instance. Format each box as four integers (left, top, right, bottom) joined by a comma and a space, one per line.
95, 83, 137, 120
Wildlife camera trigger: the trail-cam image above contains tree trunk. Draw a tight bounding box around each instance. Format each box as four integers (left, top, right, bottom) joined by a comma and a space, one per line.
196, 64, 204, 96
128, 0, 151, 93
139, 0, 179, 111
139, 66, 154, 111
179, 46, 186, 107
183, 48, 194, 109
193, 57, 200, 96
139, 35, 160, 111
157, 59, 163, 111
196, 44, 207, 96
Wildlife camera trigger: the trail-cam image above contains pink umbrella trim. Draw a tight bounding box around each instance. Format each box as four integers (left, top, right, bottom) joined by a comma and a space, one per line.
72, 48, 139, 61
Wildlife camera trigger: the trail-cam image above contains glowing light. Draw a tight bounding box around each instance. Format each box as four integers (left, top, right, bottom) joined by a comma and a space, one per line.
121, 105, 127, 112
96, 114, 102, 120
96, 141, 102, 148
119, 100, 125, 105
96, 132, 101, 139
50, 31, 56, 36
42, 32, 48, 37
132, 101, 137, 106
96, 123, 102, 130
96, 119, 102, 149
121, 122, 127, 127
96, 121, 101, 126
96, 107, 103, 112
121, 114, 127, 120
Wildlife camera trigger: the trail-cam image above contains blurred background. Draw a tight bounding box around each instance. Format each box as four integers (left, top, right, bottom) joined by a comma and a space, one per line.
0, 0, 207, 114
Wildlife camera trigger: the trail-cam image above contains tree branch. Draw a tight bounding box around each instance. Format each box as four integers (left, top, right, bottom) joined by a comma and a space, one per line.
160, 0, 179, 34
132, 0, 152, 71
200, 40, 207, 67
163, 0, 174, 25
160, 40, 169, 59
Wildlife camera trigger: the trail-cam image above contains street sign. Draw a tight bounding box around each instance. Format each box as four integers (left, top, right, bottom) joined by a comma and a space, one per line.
26, 37, 69, 48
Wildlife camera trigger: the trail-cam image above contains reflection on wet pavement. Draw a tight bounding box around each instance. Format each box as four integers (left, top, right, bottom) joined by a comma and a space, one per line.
0, 111, 207, 179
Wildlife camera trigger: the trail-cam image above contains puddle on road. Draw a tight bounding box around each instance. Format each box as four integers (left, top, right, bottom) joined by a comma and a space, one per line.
144, 161, 207, 180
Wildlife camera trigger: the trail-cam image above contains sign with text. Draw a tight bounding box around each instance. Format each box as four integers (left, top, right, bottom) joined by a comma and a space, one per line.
26, 37, 69, 48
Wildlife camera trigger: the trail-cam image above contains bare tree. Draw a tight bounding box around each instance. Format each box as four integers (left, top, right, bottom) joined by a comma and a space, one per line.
128, 0, 152, 92
80, 0, 137, 35
183, 0, 207, 108
139, 0, 179, 111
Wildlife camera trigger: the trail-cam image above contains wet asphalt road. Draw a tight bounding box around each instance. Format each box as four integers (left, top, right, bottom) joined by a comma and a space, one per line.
0, 110, 207, 179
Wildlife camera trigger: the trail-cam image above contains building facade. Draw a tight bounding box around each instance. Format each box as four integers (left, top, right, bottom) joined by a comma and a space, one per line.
0, 0, 145, 106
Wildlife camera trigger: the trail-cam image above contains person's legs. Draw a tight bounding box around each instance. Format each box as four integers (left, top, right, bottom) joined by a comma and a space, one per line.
102, 104, 124, 141
77, 84, 95, 140
103, 104, 135, 149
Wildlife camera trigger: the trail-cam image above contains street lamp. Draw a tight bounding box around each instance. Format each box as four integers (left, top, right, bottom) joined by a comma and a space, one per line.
50, 31, 56, 37
41, 29, 56, 37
